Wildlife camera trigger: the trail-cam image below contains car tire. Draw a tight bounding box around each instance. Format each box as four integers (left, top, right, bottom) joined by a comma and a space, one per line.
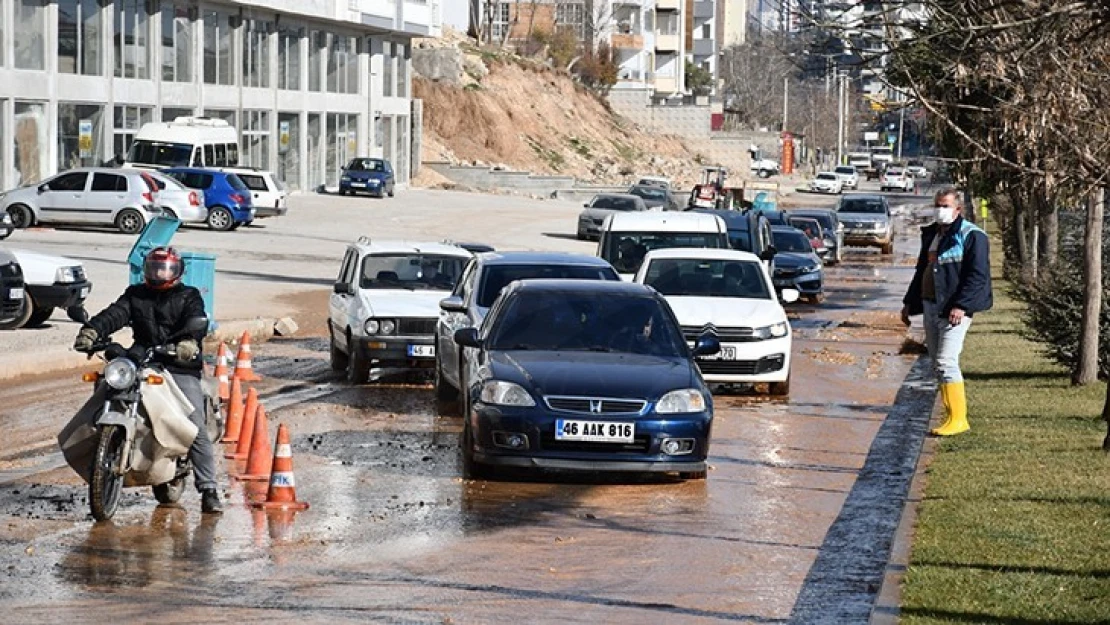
758, 169, 771, 179
434, 360, 460, 416
461, 420, 492, 480
163, 208, 179, 220
115, 209, 146, 235
387, 185, 395, 198
329, 327, 349, 373
207, 206, 234, 231
768, 374, 791, 397
7, 204, 34, 229
346, 330, 369, 384
0, 293, 32, 330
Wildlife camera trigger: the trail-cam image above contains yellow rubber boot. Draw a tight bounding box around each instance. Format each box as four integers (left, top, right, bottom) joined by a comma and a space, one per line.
932, 381, 970, 436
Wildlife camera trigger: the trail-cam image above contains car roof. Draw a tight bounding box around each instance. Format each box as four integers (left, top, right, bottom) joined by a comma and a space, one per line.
219, 167, 274, 176
593, 193, 642, 200
53, 167, 145, 175
474, 251, 613, 267
840, 193, 886, 201
642, 247, 762, 264
349, 238, 472, 257
606, 211, 725, 231
507, 279, 655, 296
790, 208, 835, 216
689, 209, 754, 230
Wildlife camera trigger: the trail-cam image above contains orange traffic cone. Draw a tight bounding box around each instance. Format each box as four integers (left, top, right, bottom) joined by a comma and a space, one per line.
252, 423, 309, 511
225, 387, 258, 461
234, 405, 273, 481
214, 343, 230, 402
232, 331, 262, 382
220, 378, 244, 444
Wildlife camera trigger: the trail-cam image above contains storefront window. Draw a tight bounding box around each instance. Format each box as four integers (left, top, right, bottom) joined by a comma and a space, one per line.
161, 1, 193, 82
58, 0, 101, 75
327, 34, 357, 94
277, 113, 300, 190
308, 30, 323, 92
326, 113, 357, 188
203, 10, 233, 85
14, 102, 48, 185
396, 43, 409, 98
395, 115, 409, 183
15, 0, 47, 71
278, 25, 302, 90
382, 41, 394, 97
58, 103, 105, 170
242, 110, 270, 168
203, 109, 237, 130
112, 105, 152, 160
115, 0, 151, 79
162, 107, 193, 122
243, 18, 272, 88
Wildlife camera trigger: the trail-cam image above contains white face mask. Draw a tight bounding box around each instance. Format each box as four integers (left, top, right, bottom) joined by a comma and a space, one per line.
935, 206, 958, 225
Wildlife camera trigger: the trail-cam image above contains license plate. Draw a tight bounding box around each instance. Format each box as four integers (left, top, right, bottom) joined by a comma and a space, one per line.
407, 344, 435, 358
555, 420, 634, 443
702, 345, 738, 361
79, 286, 89, 298
351, 182, 365, 187
774, 279, 793, 287
7, 287, 23, 300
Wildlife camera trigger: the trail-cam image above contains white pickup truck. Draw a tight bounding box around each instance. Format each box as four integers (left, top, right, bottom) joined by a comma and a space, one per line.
3, 249, 91, 328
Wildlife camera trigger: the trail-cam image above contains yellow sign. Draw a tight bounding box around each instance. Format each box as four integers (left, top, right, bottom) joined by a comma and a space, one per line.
78, 119, 94, 158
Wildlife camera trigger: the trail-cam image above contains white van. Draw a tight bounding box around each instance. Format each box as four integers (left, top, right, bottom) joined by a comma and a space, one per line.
122, 117, 240, 169
597, 212, 730, 279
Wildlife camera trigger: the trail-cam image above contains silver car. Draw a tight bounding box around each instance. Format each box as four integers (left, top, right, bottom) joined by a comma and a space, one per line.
147, 171, 207, 224
576, 193, 648, 240
1, 168, 161, 234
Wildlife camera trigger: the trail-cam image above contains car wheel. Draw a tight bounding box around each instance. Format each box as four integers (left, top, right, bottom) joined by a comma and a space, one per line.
346, 330, 369, 384
758, 169, 771, 179
163, 208, 179, 220
7, 204, 34, 229
461, 419, 492, 480
387, 185, 395, 198
329, 327, 349, 373
768, 374, 791, 397
434, 359, 460, 416
115, 209, 145, 235
0, 292, 32, 330
207, 206, 234, 231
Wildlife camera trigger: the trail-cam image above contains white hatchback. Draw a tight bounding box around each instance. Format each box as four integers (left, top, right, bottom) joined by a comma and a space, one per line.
1, 168, 161, 234
634, 248, 797, 395
220, 167, 288, 218
881, 168, 915, 192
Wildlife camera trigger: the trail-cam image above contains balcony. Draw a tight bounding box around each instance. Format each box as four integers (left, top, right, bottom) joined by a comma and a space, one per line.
693, 1, 714, 19
656, 0, 681, 11
611, 33, 645, 49
654, 75, 678, 93
655, 34, 680, 51
692, 38, 715, 57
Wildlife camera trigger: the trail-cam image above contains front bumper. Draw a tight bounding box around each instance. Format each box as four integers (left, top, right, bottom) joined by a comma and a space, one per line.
254, 203, 287, 218
341, 181, 385, 195
356, 335, 436, 369
469, 404, 711, 472
694, 337, 791, 384
843, 229, 891, 246
810, 184, 839, 193
27, 280, 91, 309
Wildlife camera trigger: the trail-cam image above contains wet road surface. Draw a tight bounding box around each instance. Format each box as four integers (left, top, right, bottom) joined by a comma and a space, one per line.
0, 199, 936, 623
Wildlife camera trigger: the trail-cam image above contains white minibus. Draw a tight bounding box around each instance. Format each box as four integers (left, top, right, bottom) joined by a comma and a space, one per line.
122, 117, 239, 169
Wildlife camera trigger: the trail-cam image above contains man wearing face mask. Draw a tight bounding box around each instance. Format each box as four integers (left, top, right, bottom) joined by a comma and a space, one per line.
901, 188, 993, 436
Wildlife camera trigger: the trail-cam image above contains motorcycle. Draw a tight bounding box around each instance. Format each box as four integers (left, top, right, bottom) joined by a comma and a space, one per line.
58, 316, 222, 521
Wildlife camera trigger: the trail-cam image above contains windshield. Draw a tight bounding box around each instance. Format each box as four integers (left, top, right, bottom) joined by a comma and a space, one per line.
477, 264, 618, 308
790, 219, 822, 238
817, 173, 838, 181
835, 167, 855, 174
489, 291, 686, 357
591, 196, 642, 211
772, 230, 813, 253
360, 254, 467, 291
838, 198, 887, 214
601, 231, 727, 274
728, 231, 752, 252
127, 140, 192, 167
629, 186, 667, 201
346, 158, 385, 172
644, 258, 770, 299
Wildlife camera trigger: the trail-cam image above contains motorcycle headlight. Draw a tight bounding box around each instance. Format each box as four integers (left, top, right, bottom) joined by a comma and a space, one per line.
754, 322, 789, 340
104, 358, 138, 390
379, 319, 396, 335
365, 319, 380, 334
55, 266, 79, 283
656, 388, 706, 414
479, 380, 535, 407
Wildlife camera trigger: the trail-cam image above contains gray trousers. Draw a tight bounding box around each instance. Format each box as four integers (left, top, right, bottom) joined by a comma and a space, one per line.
172, 373, 218, 492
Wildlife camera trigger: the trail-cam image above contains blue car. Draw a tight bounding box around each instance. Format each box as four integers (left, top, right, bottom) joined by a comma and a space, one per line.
339, 157, 395, 198
453, 279, 720, 480
161, 168, 255, 231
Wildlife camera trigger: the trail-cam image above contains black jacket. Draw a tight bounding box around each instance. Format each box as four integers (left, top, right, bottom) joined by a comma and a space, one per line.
85, 283, 206, 376
903, 216, 993, 318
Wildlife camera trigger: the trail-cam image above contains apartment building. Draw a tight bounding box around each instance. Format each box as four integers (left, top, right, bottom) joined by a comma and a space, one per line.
0, 0, 435, 193
610, 0, 684, 97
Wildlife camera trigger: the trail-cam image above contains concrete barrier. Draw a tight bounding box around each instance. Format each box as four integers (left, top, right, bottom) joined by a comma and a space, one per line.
425, 162, 578, 195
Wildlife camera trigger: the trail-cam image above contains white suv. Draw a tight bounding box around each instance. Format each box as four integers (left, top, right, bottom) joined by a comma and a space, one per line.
220, 168, 287, 218
328, 238, 473, 383
833, 165, 859, 190
880, 167, 915, 192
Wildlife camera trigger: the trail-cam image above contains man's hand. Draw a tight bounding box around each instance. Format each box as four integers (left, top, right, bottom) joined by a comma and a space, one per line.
900, 306, 912, 327
175, 339, 200, 363
73, 327, 98, 352
948, 307, 966, 327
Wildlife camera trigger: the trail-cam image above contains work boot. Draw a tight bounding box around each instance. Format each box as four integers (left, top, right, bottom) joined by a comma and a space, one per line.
931, 381, 970, 436
201, 489, 223, 514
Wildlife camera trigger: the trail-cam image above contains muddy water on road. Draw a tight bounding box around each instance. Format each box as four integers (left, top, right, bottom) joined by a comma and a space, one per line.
1, 223, 930, 623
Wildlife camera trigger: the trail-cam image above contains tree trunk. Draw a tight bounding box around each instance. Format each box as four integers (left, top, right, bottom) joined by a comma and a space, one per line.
1038, 202, 1059, 265
1012, 196, 1029, 268
1102, 381, 1110, 452
1073, 187, 1103, 385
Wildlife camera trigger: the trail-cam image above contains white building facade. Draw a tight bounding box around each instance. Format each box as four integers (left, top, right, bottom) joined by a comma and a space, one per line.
0, 0, 439, 192
611, 0, 684, 98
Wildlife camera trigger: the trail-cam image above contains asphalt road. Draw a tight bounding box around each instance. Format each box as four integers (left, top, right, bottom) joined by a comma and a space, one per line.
0, 182, 937, 623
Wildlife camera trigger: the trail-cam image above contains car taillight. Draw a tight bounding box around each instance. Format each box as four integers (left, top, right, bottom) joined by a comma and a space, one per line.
188, 191, 199, 206
230, 193, 246, 204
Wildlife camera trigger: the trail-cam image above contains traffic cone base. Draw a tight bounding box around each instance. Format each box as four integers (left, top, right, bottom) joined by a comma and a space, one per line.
234, 405, 273, 481
252, 424, 309, 511
232, 331, 262, 382
220, 378, 244, 444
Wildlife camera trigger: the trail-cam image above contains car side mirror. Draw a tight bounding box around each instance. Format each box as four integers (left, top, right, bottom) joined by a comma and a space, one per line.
37, 184, 47, 194
780, 288, 800, 304
583, 202, 590, 208
454, 327, 481, 348
439, 296, 466, 313
760, 246, 777, 261
692, 333, 721, 357
333, 281, 351, 295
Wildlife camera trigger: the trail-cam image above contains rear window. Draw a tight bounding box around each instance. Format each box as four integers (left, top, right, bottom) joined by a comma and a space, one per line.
591, 196, 641, 211
477, 264, 619, 308
225, 173, 250, 191
238, 174, 268, 191
772, 230, 813, 253
600, 231, 728, 275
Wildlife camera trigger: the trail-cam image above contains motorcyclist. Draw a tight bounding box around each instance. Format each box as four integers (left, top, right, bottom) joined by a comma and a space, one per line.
72, 247, 222, 514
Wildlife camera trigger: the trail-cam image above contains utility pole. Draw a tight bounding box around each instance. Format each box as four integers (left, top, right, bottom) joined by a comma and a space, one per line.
782, 76, 789, 132
896, 102, 906, 160
836, 73, 846, 164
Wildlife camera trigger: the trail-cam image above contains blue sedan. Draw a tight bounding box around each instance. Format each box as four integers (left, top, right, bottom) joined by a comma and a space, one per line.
453, 279, 720, 480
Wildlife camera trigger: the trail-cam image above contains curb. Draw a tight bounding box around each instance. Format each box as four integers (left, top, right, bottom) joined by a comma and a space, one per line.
0, 316, 281, 382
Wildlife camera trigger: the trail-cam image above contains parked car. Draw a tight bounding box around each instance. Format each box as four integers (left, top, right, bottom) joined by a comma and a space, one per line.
435, 252, 620, 414
754, 208, 791, 226
1, 168, 161, 235
0, 249, 25, 329
577, 193, 648, 240
770, 225, 825, 304
789, 208, 843, 265
836, 193, 894, 254
834, 165, 860, 190
452, 279, 719, 479
635, 175, 671, 189
4, 249, 91, 328
627, 184, 681, 211
788, 216, 829, 260
634, 248, 796, 394
905, 160, 929, 178
597, 211, 729, 279
809, 172, 843, 195
0, 210, 13, 240
328, 238, 473, 383
223, 167, 288, 218
146, 170, 207, 224
880, 167, 915, 192
339, 157, 395, 198
161, 167, 255, 231
689, 209, 777, 266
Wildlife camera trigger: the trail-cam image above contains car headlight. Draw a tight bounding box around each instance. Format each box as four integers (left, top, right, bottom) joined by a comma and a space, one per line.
380, 319, 396, 335
799, 264, 820, 274
55, 266, 80, 283
754, 322, 790, 340
103, 358, 137, 390
657, 388, 706, 414
364, 319, 380, 334
341, 176, 350, 182
479, 380, 536, 406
